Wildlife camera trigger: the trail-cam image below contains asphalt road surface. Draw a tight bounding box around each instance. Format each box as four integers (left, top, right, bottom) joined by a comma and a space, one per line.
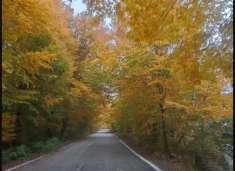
11, 129, 156, 171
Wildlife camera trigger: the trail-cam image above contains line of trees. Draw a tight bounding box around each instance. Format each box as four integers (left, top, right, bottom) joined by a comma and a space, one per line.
2, 0, 233, 170
2, 0, 107, 151
80, 0, 233, 170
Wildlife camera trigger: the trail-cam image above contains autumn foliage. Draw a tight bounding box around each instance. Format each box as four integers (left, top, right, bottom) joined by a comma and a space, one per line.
2, 0, 233, 170
2, 0, 101, 147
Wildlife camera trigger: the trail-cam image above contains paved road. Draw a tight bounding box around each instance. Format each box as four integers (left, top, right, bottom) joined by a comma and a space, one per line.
11, 129, 156, 171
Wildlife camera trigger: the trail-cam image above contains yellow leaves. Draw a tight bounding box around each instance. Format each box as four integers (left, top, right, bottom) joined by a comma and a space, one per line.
169, 9, 176, 17
71, 87, 81, 97
190, 79, 233, 118
3, 0, 75, 54
147, 79, 172, 90
198, 80, 219, 92
147, 80, 160, 86
44, 95, 62, 107
3, 0, 51, 43
48, 0, 75, 48
20, 51, 55, 74
118, 0, 206, 44
165, 100, 189, 111
71, 80, 99, 100
71, 80, 90, 95
202, 105, 232, 118
2, 113, 16, 142
96, 104, 112, 128
174, 2, 181, 10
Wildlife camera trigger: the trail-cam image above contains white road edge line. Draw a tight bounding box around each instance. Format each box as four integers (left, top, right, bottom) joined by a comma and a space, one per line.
119, 139, 162, 171
5, 156, 44, 171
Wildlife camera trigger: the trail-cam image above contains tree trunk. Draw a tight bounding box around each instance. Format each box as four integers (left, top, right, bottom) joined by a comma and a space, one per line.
60, 115, 68, 140
15, 111, 22, 145
160, 103, 170, 156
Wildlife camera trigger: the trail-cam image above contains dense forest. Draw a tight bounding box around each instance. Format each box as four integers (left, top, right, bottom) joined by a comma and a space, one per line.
2, 0, 233, 170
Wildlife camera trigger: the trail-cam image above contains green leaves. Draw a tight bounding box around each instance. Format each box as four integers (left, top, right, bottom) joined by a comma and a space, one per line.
2, 0, 100, 149
17, 32, 52, 52
2, 0, 232, 169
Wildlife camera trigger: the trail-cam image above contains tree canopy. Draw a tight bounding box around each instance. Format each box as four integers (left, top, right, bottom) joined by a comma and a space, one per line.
2, 0, 233, 170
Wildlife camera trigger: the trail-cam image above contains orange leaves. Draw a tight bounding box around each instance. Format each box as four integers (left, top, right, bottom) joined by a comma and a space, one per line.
96, 103, 112, 128
120, 1, 207, 57
71, 80, 100, 102
184, 79, 233, 119
202, 106, 232, 118
20, 51, 55, 74
3, 0, 51, 43
71, 80, 90, 95
165, 100, 189, 111
118, 0, 204, 44
44, 95, 62, 107
48, 0, 76, 49
2, 0, 103, 144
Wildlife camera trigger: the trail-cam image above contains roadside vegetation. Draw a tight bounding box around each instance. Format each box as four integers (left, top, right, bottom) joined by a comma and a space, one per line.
2, 137, 62, 164
2, 0, 233, 170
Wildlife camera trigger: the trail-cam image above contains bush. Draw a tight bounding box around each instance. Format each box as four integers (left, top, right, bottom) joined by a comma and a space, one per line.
2, 145, 32, 164
31, 141, 44, 152
9, 152, 18, 160
15, 145, 31, 159
2, 138, 63, 165
2, 150, 11, 164
49, 137, 61, 145
44, 137, 61, 152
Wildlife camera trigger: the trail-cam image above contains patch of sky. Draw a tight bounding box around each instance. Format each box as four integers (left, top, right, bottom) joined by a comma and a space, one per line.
104, 17, 112, 29
222, 84, 233, 95
63, 0, 87, 16
166, 44, 177, 55
63, 0, 112, 28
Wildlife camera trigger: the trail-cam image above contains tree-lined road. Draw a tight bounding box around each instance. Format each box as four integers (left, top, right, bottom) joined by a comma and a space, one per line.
10, 129, 156, 171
